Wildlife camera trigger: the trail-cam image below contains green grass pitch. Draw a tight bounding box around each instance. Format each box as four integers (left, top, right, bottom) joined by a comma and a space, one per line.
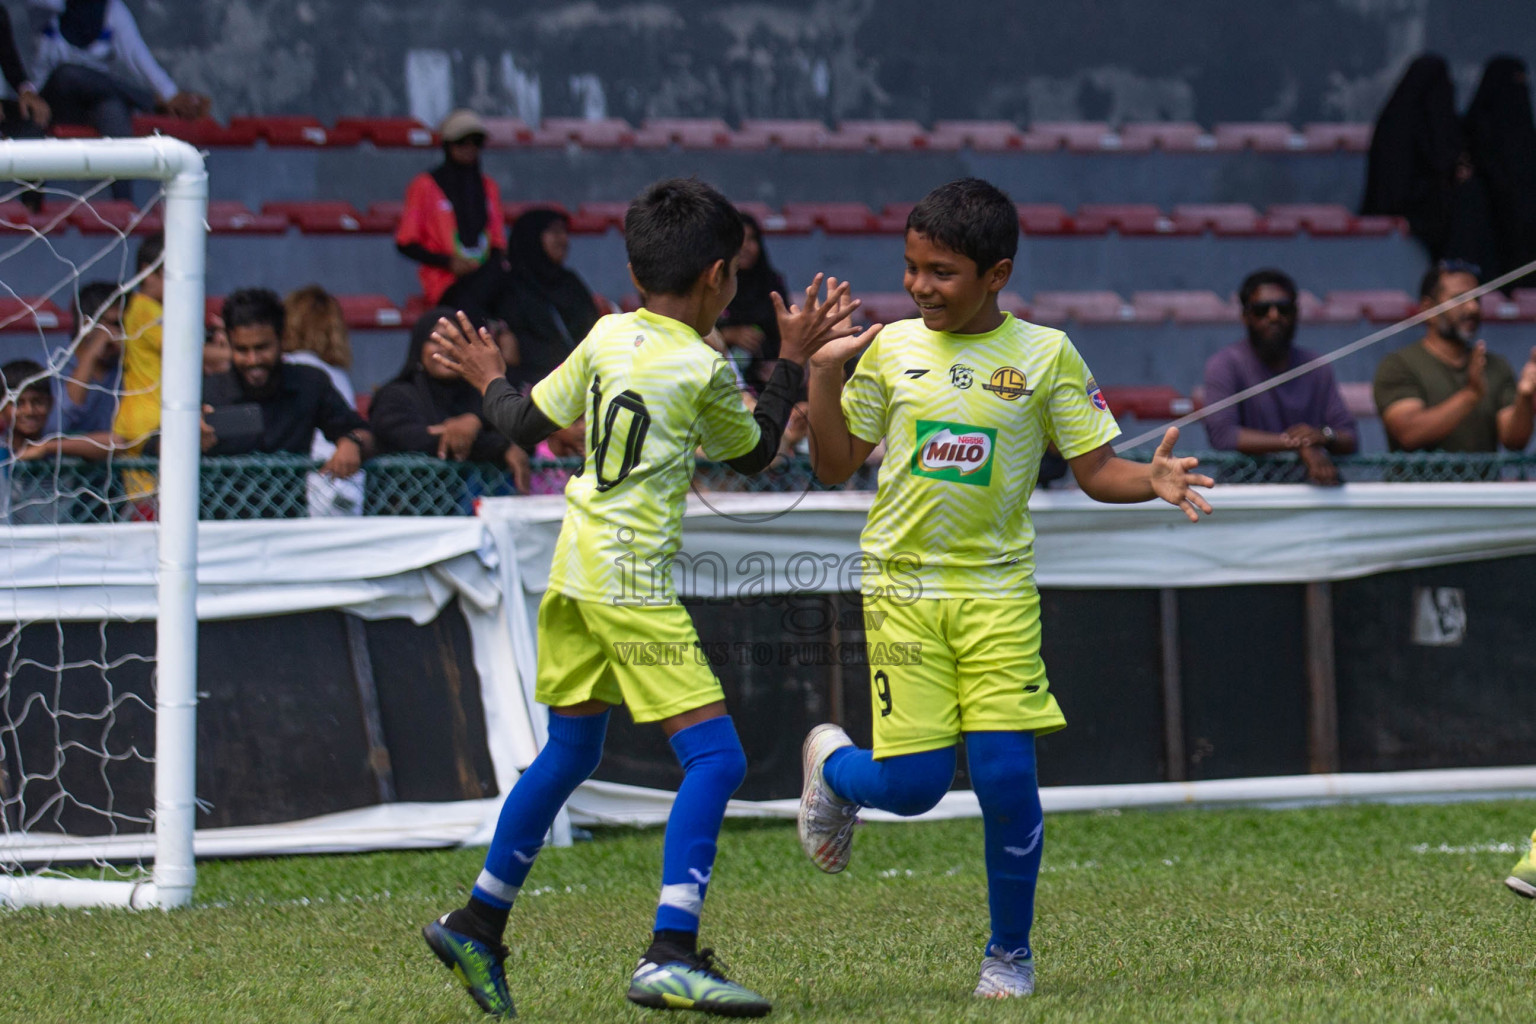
3, 798, 1533, 1022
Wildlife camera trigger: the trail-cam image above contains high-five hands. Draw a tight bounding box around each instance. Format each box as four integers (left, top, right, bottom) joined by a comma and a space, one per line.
772, 274, 868, 366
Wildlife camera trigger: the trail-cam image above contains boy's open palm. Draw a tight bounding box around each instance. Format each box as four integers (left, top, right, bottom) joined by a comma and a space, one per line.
1150, 427, 1215, 522
773, 274, 865, 365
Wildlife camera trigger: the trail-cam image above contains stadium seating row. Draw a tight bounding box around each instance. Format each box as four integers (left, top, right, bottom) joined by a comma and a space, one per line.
0, 199, 1404, 238
6, 289, 1532, 335
50, 116, 1376, 154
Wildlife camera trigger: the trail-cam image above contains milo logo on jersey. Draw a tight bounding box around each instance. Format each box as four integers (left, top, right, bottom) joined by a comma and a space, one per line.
912, 420, 997, 486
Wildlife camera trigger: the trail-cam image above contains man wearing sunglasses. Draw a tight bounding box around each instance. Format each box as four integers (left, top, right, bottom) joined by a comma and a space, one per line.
1201, 268, 1357, 484
1374, 261, 1536, 455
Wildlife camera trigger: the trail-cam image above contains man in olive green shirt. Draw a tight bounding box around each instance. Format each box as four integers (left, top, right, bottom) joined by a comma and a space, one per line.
1374, 263, 1536, 453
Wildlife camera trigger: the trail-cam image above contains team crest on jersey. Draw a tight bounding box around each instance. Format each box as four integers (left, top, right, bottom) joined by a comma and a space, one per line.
634, 334, 645, 347
912, 420, 997, 486
1086, 376, 1110, 412
948, 364, 974, 389
982, 366, 1032, 401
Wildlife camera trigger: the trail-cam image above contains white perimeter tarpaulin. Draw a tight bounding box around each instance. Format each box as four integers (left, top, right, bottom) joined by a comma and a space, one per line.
4, 483, 1536, 860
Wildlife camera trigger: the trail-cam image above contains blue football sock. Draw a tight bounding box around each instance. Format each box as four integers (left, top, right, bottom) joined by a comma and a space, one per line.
654, 716, 748, 934
822, 744, 955, 816
965, 730, 1043, 958
472, 709, 609, 915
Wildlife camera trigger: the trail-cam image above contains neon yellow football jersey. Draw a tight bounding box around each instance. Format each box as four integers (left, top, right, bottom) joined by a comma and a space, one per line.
531, 308, 760, 604
841, 313, 1119, 598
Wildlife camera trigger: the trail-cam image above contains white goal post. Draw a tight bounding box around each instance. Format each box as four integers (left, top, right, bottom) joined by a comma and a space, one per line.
0, 137, 205, 909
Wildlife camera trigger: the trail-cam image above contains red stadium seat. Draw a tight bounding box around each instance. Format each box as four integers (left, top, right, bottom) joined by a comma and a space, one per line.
206, 200, 288, 234
1211, 122, 1300, 152
205, 294, 225, 325
50, 123, 99, 139
1323, 290, 1417, 323
335, 294, 404, 328
360, 201, 404, 233
1030, 291, 1130, 324
927, 121, 1024, 152
528, 118, 635, 148
781, 202, 877, 233
1024, 122, 1115, 152
132, 115, 257, 146
997, 291, 1031, 318
632, 118, 732, 149
733, 120, 832, 150
857, 292, 919, 324
1513, 289, 1536, 318
400, 294, 432, 328
481, 117, 534, 147
570, 202, 629, 233
827, 120, 928, 151
1073, 204, 1180, 235
0, 200, 55, 231
1016, 203, 1073, 235
1130, 290, 1239, 324
260, 200, 372, 233
1480, 293, 1526, 321
504, 202, 570, 224
1301, 123, 1373, 152
1118, 122, 1209, 152
333, 117, 435, 147
68, 199, 163, 234
0, 296, 64, 331
1170, 203, 1265, 236
1264, 204, 1355, 235
1096, 386, 1194, 420
1336, 381, 1376, 418
732, 201, 814, 234
871, 202, 916, 233
229, 116, 346, 146
1294, 290, 1355, 323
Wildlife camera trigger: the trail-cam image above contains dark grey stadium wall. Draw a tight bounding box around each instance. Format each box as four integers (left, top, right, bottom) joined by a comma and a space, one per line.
16, 0, 1533, 126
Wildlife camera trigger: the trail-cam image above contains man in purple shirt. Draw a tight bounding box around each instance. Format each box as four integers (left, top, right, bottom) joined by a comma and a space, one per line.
1202, 268, 1358, 484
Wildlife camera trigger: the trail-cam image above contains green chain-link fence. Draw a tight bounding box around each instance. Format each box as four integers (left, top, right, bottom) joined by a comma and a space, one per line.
1, 451, 1530, 523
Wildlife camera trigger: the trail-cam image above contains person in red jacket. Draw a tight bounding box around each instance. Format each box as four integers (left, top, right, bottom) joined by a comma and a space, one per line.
395, 108, 510, 314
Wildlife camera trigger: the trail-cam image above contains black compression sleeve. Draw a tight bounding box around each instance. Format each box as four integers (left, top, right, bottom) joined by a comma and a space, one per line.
482, 377, 560, 447
725, 360, 805, 475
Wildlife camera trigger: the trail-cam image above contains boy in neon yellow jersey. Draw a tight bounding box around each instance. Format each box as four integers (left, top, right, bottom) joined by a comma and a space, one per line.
422, 177, 860, 1019
799, 177, 1214, 999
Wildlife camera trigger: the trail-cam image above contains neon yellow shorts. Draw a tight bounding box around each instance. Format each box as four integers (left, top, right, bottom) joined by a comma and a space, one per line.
863, 592, 1065, 758
535, 592, 724, 723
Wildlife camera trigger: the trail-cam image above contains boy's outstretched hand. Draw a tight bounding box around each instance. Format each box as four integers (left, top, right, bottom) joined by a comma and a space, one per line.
772, 274, 865, 365
432, 310, 507, 394
1150, 427, 1215, 522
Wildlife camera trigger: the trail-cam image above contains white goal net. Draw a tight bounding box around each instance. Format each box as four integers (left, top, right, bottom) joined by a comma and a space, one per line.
0, 138, 205, 909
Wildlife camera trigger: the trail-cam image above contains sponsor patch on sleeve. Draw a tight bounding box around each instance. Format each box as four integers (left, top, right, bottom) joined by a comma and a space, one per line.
1086, 376, 1110, 413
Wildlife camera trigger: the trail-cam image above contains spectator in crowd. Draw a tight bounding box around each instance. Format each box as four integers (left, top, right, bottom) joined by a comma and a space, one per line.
500, 207, 602, 386
282, 285, 362, 515
1361, 54, 1494, 270
371, 307, 529, 492
395, 108, 508, 312
58, 279, 123, 434
1374, 261, 1536, 453
111, 230, 162, 456
0, 3, 48, 211
3, 357, 113, 461
28, 0, 209, 199
201, 288, 373, 478
203, 314, 229, 375
716, 212, 787, 391
1201, 269, 1357, 484
1462, 56, 1536, 290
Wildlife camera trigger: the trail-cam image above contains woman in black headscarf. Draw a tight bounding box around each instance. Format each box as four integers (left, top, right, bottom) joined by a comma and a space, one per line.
1463, 56, 1536, 289
496, 209, 602, 386
369, 307, 515, 468
1362, 54, 1494, 267
717, 212, 789, 392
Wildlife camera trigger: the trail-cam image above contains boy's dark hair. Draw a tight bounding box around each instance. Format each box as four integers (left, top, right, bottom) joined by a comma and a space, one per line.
624, 178, 745, 296
1419, 258, 1481, 300
905, 178, 1018, 273
1, 359, 50, 400
75, 280, 123, 326
1238, 268, 1298, 308
222, 288, 286, 337
135, 231, 164, 275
